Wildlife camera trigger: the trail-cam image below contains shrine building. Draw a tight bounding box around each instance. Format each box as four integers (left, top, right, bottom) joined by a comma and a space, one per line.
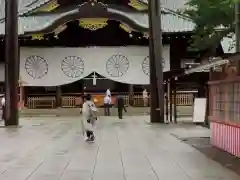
0, 0, 198, 108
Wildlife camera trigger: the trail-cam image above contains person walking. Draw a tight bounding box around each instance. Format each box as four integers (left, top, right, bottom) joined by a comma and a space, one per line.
81, 94, 98, 142
1, 95, 5, 121
116, 93, 127, 119
142, 88, 148, 107
104, 95, 111, 116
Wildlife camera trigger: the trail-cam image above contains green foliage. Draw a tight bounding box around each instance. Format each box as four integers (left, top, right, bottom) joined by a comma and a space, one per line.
182, 0, 235, 51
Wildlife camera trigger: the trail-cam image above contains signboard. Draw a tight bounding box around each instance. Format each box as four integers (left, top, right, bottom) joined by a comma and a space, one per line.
193, 98, 207, 123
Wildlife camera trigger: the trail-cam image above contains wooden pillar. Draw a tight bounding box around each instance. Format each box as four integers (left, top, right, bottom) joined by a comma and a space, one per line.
56, 86, 61, 107
19, 85, 24, 108
173, 81, 177, 123
169, 80, 173, 123
149, 49, 160, 122
24, 87, 28, 106
128, 84, 134, 106
165, 81, 170, 123
205, 84, 210, 127
4, 0, 19, 126
148, 0, 164, 123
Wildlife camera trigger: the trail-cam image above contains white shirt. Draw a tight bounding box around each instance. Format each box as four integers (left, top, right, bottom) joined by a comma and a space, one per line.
106, 89, 111, 97
104, 96, 111, 104
1, 97, 5, 106
82, 100, 98, 118
143, 90, 148, 98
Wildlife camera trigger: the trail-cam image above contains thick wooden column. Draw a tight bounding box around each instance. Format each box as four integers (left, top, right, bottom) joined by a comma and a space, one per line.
19, 85, 24, 109
169, 80, 173, 123
149, 46, 160, 122
5, 0, 19, 126
56, 86, 61, 107
173, 81, 177, 123
165, 82, 169, 123
148, 0, 164, 122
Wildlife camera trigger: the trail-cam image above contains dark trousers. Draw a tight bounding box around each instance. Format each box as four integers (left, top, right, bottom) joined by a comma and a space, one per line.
118, 107, 123, 119
86, 130, 94, 138
104, 104, 110, 116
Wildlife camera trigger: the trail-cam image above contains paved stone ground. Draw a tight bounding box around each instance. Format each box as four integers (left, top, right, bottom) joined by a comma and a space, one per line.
18, 106, 193, 117
171, 125, 240, 176
0, 116, 239, 180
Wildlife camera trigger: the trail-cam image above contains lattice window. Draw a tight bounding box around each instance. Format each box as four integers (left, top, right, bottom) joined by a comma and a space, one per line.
228, 83, 234, 121
233, 82, 240, 122
214, 84, 225, 120
209, 80, 240, 124
211, 85, 218, 118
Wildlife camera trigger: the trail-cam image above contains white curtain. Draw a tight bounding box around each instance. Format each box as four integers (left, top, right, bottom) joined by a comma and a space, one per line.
20, 46, 170, 86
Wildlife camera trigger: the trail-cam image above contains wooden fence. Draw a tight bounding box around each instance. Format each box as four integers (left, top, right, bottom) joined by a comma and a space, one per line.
27, 96, 56, 109
132, 93, 194, 106
26, 92, 194, 109
61, 96, 77, 108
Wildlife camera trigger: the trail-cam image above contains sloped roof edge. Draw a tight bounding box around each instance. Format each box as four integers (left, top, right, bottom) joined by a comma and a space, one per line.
0, 0, 52, 20
0, 9, 195, 35
137, 0, 188, 12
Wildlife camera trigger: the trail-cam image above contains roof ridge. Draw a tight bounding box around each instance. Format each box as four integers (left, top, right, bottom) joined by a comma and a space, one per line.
0, 0, 52, 21
161, 7, 193, 22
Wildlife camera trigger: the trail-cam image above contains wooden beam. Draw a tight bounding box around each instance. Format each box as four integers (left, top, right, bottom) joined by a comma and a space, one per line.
4, 0, 19, 126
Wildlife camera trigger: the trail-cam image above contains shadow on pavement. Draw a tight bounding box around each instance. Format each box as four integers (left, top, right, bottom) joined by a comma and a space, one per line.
178, 137, 240, 176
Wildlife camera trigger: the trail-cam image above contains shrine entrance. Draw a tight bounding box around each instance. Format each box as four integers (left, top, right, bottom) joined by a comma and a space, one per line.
20, 20, 159, 108
82, 71, 129, 106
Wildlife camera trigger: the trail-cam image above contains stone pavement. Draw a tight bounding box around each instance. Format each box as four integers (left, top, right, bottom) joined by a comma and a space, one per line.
0, 116, 239, 180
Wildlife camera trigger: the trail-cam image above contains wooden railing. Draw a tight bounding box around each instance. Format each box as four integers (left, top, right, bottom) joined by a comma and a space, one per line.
175, 93, 194, 106
26, 92, 194, 109
61, 96, 77, 108
132, 93, 194, 106
27, 96, 56, 109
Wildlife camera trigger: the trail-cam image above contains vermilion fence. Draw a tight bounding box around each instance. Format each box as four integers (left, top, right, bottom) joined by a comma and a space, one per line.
208, 77, 240, 157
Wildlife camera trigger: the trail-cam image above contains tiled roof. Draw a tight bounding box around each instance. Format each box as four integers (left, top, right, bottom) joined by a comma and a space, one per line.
0, 7, 195, 35
138, 0, 188, 11
109, 8, 194, 32
0, 0, 51, 20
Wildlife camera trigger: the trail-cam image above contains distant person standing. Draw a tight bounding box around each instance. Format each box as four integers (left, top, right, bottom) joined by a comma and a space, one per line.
1, 96, 5, 121
106, 88, 111, 97
142, 89, 148, 107
104, 95, 111, 116
116, 93, 127, 119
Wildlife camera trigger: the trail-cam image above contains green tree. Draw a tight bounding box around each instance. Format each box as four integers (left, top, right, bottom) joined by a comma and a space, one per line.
182, 0, 235, 51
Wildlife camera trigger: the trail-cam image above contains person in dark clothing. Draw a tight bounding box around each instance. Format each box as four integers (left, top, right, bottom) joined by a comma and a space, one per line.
104, 95, 111, 116
116, 94, 127, 119
1, 96, 5, 121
